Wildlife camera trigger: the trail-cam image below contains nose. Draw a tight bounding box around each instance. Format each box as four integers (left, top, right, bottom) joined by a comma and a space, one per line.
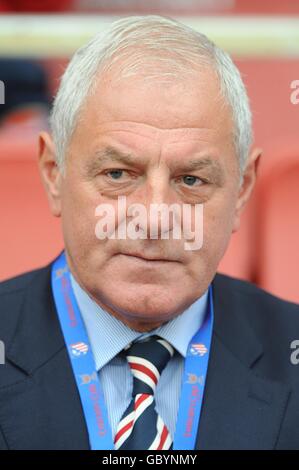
129, 169, 180, 240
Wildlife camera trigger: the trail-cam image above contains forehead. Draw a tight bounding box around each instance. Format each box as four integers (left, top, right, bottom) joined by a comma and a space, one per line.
82, 66, 232, 130
68, 68, 235, 166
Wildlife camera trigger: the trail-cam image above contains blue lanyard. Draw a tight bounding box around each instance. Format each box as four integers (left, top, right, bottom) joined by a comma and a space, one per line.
51, 251, 214, 450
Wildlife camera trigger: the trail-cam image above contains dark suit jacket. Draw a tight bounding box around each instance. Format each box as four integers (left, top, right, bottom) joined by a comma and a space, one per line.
0, 257, 299, 450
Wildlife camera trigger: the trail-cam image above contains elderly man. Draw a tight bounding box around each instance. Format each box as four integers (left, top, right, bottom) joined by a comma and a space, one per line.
0, 15, 298, 451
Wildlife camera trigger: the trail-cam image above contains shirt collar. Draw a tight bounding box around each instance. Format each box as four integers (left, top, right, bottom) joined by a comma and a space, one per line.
70, 273, 209, 371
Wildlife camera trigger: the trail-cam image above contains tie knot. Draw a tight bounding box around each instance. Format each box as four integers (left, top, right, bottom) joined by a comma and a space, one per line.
124, 335, 174, 396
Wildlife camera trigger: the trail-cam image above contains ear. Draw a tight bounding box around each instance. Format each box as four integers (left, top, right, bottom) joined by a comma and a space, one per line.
232, 147, 262, 233
38, 131, 63, 217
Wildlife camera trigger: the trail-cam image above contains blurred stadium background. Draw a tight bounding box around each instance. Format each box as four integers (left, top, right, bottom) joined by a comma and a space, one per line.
0, 0, 298, 302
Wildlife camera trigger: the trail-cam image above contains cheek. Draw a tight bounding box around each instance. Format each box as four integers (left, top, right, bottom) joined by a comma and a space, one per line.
202, 194, 237, 258
61, 180, 100, 250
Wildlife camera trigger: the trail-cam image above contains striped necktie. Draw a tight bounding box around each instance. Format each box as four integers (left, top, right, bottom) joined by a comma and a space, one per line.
114, 335, 174, 450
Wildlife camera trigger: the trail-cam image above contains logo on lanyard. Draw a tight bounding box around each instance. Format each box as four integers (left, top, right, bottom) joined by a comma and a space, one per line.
70, 342, 89, 357
190, 343, 208, 356
79, 372, 98, 385
186, 373, 205, 385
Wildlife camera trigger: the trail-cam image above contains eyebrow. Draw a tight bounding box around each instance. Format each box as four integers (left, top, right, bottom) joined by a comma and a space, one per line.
176, 156, 222, 173
87, 145, 224, 181
93, 146, 138, 166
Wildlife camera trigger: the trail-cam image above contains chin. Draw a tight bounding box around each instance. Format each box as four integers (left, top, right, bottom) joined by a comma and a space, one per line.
109, 283, 187, 321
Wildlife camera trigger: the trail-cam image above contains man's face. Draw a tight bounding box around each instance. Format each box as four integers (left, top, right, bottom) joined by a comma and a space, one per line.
40, 66, 255, 330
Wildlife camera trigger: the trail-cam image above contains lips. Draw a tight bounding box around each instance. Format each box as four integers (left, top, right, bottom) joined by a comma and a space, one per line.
120, 252, 176, 263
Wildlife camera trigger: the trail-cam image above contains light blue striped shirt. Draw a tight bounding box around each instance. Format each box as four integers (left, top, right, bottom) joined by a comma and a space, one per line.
70, 273, 208, 440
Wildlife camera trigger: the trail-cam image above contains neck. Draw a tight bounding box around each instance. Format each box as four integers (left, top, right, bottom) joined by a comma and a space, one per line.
87, 292, 167, 332
104, 311, 165, 332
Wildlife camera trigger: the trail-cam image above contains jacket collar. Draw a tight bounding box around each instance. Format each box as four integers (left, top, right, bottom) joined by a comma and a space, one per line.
212, 272, 264, 368
6, 258, 209, 375
6, 260, 65, 375
6, 265, 264, 375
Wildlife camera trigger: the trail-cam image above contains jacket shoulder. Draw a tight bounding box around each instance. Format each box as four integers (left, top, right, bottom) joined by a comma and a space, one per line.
0, 267, 46, 295
214, 272, 299, 347
215, 272, 299, 309
0, 265, 52, 345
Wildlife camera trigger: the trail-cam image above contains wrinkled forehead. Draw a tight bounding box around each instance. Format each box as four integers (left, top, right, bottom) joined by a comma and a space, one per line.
79, 64, 232, 135
63, 57, 237, 177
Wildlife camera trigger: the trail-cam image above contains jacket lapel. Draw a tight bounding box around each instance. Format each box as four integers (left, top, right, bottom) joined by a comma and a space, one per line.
3, 261, 90, 449
196, 273, 291, 449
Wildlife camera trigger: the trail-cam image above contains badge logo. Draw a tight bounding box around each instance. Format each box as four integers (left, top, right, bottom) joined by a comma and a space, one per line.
79, 372, 98, 385
55, 265, 68, 279
190, 343, 208, 356
186, 373, 205, 385
70, 342, 89, 357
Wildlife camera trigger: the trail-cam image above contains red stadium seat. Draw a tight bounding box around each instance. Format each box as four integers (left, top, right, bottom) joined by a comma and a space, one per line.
0, 130, 63, 280
255, 153, 299, 303
218, 193, 257, 282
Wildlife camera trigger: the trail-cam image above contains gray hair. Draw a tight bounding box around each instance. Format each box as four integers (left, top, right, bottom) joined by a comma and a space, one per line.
50, 15, 253, 177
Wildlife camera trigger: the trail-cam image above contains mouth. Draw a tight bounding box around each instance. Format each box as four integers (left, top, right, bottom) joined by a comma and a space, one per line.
118, 252, 178, 264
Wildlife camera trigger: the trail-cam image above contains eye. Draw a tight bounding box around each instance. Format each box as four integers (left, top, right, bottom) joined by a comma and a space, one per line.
106, 169, 125, 180
182, 175, 203, 186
